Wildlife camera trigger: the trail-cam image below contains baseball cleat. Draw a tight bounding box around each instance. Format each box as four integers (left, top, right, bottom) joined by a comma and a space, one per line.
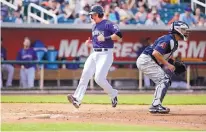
67, 95, 81, 108
111, 96, 118, 108
149, 104, 170, 114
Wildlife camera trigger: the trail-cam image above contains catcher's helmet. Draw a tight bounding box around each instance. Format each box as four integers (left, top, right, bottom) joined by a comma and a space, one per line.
170, 21, 189, 41
89, 5, 104, 16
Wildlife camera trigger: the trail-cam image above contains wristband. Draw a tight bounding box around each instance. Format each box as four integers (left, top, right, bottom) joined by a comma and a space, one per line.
105, 36, 112, 41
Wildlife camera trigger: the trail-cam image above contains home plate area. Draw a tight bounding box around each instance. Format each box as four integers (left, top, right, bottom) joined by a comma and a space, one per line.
2, 103, 206, 130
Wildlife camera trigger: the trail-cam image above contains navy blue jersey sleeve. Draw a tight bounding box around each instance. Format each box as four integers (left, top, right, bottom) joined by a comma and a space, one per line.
154, 40, 170, 55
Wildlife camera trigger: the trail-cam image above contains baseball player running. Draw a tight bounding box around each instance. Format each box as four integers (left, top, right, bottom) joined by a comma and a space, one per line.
136, 21, 189, 114
67, 5, 123, 108
16, 37, 37, 88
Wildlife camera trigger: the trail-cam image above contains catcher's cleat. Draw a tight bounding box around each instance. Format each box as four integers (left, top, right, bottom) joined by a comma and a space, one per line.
67, 95, 81, 108
149, 104, 170, 114
111, 96, 118, 108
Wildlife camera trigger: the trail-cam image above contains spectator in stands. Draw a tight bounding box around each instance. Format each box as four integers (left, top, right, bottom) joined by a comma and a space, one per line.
13, 10, 24, 24
179, 6, 196, 26
197, 17, 206, 27
147, 0, 161, 10
55, 1, 75, 23
16, 37, 37, 88
62, 1, 75, 18
74, 10, 90, 24
107, 4, 120, 24
127, 0, 138, 15
116, 1, 135, 21
119, 16, 129, 25
42, 0, 61, 15
147, 7, 161, 20
83, 4, 91, 13
194, 8, 204, 24
168, 12, 180, 25
1, 37, 14, 87
145, 10, 164, 26
135, 5, 147, 24
52, 0, 61, 15
1, 4, 8, 21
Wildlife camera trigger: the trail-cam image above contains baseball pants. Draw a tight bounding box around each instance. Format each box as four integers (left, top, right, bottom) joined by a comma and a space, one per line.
20, 67, 35, 88
73, 49, 118, 103
136, 54, 170, 106
1, 64, 14, 87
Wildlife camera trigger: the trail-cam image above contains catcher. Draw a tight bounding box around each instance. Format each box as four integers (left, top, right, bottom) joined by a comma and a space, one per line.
136, 21, 189, 114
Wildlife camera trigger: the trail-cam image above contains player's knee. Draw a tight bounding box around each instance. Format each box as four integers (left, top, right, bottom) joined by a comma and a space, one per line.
94, 76, 104, 85
9, 65, 14, 73
160, 74, 171, 87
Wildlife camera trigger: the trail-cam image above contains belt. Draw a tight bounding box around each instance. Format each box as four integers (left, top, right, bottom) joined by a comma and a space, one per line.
94, 48, 109, 52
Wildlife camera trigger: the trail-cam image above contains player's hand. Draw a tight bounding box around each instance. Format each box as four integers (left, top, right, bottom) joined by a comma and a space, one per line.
85, 37, 92, 46
97, 34, 105, 42
21, 65, 25, 69
167, 63, 175, 72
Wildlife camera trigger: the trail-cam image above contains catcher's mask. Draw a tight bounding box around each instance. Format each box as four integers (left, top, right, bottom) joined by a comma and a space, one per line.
170, 21, 190, 41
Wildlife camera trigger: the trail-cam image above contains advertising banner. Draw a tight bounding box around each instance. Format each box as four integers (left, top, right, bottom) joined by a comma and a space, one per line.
2, 27, 206, 61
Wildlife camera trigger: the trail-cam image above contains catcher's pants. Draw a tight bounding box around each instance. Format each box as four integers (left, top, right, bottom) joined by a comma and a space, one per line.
136, 54, 170, 106
73, 48, 118, 103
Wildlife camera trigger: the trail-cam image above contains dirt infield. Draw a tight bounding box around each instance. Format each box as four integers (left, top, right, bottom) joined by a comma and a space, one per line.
2, 103, 206, 130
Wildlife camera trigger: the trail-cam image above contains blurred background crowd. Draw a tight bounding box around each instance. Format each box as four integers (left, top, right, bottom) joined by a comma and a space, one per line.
1, 0, 206, 26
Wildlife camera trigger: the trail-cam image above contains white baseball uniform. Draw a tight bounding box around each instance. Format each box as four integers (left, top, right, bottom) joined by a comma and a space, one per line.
73, 19, 121, 104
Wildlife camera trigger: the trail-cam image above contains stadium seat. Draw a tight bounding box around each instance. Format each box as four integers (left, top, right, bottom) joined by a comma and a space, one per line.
58, 17, 74, 23
36, 50, 45, 61
163, 19, 169, 24
128, 19, 137, 25
136, 21, 145, 25
45, 50, 59, 70
3, 17, 15, 22
66, 62, 79, 69
161, 3, 176, 9
65, 19, 74, 23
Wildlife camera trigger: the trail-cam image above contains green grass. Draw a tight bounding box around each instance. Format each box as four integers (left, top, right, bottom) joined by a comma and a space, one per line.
1, 94, 206, 105
1, 122, 188, 131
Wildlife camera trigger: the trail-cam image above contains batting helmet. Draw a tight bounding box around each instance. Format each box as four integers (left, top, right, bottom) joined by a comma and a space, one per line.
170, 21, 189, 41
89, 5, 104, 18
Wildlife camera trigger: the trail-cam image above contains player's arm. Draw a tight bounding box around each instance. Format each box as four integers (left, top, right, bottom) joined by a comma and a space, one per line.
152, 50, 175, 72
109, 32, 122, 41
97, 23, 122, 42
108, 23, 122, 41
152, 50, 171, 67
152, 41, 175, 71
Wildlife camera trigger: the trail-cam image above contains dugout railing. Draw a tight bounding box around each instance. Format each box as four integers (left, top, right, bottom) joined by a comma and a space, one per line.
1, 60, 206, 90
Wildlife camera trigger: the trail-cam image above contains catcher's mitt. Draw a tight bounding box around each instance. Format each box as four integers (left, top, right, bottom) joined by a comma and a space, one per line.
173, 61, 186, 75
168, 59, 186, 75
